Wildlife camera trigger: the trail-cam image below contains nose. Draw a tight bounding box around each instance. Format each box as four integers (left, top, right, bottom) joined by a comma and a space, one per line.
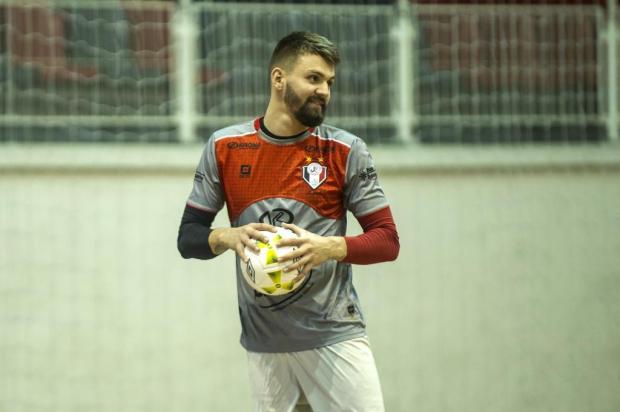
316, 81, 330, 99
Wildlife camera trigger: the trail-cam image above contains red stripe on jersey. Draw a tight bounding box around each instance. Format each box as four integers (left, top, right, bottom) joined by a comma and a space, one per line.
215, 131, 351, 221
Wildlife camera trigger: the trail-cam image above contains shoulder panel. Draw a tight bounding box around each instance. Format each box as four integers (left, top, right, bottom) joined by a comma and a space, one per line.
211, 120, 257, 141
315, 123, 359, 148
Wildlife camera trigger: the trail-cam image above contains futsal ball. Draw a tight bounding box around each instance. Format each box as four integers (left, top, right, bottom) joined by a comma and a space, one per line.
241, 227, 304, 296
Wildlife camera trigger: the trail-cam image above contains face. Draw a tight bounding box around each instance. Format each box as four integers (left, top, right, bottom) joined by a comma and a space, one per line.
281, 53, 335, 127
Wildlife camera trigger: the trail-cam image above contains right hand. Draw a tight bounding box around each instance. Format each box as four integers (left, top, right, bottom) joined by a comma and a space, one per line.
210, 223, 277, 262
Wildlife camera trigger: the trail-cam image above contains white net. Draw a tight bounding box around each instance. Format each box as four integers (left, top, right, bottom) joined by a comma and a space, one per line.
414, 2, 604, 143
0, 0, 176, 142
0, 0, 613, 143
196, 2, 394, 142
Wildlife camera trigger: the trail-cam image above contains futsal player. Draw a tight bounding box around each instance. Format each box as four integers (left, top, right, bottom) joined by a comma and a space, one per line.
178, 31, 399, 412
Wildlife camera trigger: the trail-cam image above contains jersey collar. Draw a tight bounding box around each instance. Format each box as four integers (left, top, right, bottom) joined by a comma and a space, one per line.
254, 117, 315, 145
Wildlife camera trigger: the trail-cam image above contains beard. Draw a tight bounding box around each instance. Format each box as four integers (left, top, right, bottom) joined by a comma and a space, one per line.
283, 85, 327, 128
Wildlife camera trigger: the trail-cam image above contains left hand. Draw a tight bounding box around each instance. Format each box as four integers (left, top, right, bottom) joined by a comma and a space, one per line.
276, 223, 346, 277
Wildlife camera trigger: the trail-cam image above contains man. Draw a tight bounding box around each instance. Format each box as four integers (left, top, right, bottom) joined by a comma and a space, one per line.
178, 31, 399, 412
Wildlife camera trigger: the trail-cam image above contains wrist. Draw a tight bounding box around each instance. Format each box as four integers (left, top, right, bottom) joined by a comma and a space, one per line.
328, 236, 347, 261
208, 228, 228, 255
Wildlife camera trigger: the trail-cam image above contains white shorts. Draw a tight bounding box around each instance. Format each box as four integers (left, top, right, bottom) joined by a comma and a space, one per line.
246, 336, 385, 412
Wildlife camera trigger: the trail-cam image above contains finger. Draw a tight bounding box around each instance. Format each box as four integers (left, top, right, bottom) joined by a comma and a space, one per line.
284, 255, 311, 273
251, 223, 278, 232
236, 245, 248, 262
276, 237, 304, 248
248, 229, 269, 243
299, 263, 313, 277
282, 223, 303, 236
278, 245, 307, 262
292, 271, 306, 283
243, 236, 260, 253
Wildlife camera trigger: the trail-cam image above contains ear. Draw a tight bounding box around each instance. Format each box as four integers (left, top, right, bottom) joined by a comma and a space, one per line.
271, 67, 285, 91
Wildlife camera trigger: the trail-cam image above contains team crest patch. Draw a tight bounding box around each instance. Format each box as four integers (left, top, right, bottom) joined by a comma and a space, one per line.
302, 162, 327, 189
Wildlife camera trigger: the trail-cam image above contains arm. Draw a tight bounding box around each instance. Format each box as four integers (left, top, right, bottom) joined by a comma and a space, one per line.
277, 206, 399, 275
339, 137, 399, 264
177, 204, 276, 261
177, 204, 218, 260
179, 135, 277, 261
343, 206, 399, 264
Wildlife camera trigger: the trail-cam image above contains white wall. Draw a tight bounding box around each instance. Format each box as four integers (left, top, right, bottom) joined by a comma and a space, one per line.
1, 145, 619, 412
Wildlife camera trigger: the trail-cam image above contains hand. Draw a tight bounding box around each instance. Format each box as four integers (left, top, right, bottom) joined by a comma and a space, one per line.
209, 223, 277, 262
276, 223, 347, 277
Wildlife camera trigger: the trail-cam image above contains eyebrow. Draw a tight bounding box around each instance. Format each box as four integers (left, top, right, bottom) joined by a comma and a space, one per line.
307, 70, 336, 81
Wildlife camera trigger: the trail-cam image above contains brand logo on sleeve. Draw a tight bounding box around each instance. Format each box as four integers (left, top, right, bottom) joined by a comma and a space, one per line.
358, 167, 377, 181
194, 171, 205, 182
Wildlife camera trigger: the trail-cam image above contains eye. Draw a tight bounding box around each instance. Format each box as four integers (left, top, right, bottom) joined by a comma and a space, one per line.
308, 75, 320, 83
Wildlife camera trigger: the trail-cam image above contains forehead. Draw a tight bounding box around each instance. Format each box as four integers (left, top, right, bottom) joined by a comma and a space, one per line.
290, 53, 335, 78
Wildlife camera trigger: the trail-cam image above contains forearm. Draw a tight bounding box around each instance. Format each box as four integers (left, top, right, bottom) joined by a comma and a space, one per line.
177, 204, 218, 260
178, 223, 216, 259
343, 207, 400, 265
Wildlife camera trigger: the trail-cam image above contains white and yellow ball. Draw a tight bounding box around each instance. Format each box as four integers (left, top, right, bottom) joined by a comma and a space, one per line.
241, 227, 304, 296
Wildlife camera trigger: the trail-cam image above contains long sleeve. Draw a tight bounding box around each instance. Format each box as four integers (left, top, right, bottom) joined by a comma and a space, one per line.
343, 206, 399, 264
177, 204, 218, 260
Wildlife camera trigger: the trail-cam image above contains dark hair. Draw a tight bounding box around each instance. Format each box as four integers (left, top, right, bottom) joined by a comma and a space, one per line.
269, 31, 340, 72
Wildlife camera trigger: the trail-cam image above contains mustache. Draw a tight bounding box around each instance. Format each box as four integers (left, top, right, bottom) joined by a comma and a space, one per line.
306, 96, 326, 106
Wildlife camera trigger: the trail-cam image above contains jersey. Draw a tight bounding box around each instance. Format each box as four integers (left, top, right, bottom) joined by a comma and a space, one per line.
186, 118, 389, 352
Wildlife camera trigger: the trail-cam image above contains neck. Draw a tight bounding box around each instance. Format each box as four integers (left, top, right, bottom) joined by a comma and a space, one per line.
263, 101, 307, 136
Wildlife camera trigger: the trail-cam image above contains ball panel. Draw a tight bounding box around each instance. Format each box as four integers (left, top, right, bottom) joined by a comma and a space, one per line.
241, 227, 304, 296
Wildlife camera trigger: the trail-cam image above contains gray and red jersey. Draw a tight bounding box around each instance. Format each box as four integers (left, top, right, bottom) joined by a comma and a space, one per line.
187, 118, 389, 352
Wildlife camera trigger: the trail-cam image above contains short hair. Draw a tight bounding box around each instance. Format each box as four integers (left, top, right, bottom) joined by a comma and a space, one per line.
269, 31, 340, 72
